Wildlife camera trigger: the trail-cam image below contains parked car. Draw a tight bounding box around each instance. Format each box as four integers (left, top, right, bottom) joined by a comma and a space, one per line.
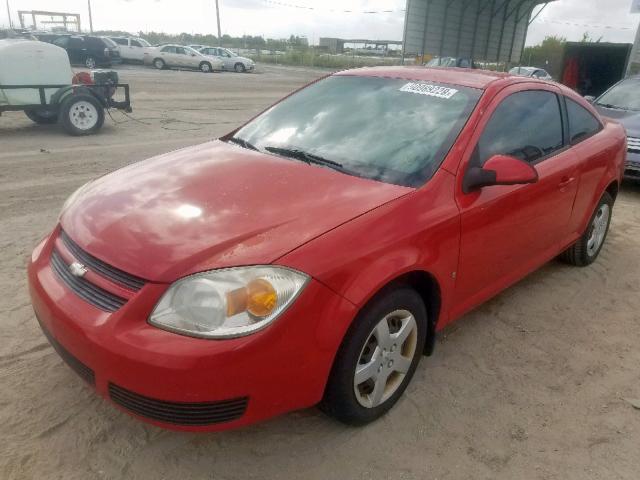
145, 44, 223, 72
590, 76, 640, 179
425, 56, 476, 68
198, 46, 255, 72
109, 36, 152, 63
43, 34, 121, 68
509, 66, 553, 81
29, 67, 625, 431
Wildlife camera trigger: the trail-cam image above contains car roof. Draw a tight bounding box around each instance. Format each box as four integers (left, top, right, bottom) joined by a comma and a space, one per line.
334, 66, 520, 90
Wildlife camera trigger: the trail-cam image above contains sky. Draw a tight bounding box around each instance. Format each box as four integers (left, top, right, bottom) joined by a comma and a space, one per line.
1, 0, 639, 46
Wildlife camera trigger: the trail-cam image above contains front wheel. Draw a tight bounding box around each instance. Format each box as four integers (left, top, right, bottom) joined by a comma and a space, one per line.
200, 61, 212, 73
560, 191, 614, 266
234, 62, 246, 73
153, 58, 165, 70
59, 93, 105, 136
320, 287, 427, 425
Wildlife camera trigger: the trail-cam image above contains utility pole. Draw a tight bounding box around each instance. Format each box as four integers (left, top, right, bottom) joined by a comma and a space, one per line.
87, 0, 94, 33
5, 0, 12, 28
215, 0, 222, 45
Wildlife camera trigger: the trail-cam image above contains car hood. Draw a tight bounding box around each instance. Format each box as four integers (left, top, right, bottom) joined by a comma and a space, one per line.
60, 140, 412, 283
595, 106, 640, 138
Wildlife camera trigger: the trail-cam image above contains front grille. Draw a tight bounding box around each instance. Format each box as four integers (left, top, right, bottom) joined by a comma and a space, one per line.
629, 136, 640, 154
50, 250, 126, 312
60, 231, 146, 291
36, 316, 95, 386
109, 383, 248, 426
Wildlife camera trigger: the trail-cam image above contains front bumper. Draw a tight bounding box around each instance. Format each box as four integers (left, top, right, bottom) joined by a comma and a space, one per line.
28, 229, 356, 431
625, 150, 640, 179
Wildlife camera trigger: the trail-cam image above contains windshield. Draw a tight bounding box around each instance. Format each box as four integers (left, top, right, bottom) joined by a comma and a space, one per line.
509, 67, 534, 76
184, 46, 202, 56
231, 76, 481, 187
426, 57, 457, 67
597, 79, 640, 111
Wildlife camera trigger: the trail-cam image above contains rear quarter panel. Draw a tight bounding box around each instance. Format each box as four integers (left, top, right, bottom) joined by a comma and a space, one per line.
568, 119, 626, 241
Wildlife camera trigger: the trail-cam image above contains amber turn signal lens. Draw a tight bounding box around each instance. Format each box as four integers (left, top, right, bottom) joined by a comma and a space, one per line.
247, 278, 278, 318
225, 278, 278, 318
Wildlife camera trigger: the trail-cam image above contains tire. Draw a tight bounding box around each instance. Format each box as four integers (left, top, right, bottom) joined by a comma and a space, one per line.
560, 191, 614, 266
25, 109, 59, 124
320, 287, 427, 425
84, 56, 96, 69
199, 61, 212, 73
234, 62, 246, 73
59, 93, 104, 136
153, 58, 165, 70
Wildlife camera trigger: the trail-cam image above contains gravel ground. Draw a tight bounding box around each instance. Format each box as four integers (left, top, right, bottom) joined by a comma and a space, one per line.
1, 64, 639, 480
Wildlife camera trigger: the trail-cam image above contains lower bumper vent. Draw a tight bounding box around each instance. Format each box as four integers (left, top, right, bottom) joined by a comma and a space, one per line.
108, 383, 248, 426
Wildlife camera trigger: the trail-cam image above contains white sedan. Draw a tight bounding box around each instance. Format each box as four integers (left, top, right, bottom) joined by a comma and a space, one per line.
145, 45, 224, 73
198, 46, 255, 73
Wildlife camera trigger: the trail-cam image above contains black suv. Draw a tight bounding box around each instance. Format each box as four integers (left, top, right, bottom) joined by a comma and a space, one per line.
37, 34, 121, 68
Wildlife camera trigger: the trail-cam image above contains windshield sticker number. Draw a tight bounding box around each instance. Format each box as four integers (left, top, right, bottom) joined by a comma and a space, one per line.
400, 83, 458, 99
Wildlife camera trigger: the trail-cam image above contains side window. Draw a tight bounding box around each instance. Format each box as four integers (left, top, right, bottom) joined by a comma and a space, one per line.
175, 47, 186, 55
130, 39, 142, 48
68, 37, 84, 48
566, 98, 602, 144
113, 38, 127, 46
161, 46, 176, 54
477, 90, 564, 165
53, 36, 69, 48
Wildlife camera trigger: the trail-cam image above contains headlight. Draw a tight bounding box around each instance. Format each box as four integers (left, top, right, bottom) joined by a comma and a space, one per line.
149, 266, 309, 339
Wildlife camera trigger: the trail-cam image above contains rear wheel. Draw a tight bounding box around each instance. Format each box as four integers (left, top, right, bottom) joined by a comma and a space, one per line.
84, 56, 97, 69
25, 109, 59, 124
560, 191, 613, 266
320, 287, 427, 425
234, 62, 246, 73
59, 93, 104, 136
153, 58, 165, 70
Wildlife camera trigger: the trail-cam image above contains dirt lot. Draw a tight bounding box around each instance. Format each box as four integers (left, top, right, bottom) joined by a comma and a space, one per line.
1, 64, 639, 480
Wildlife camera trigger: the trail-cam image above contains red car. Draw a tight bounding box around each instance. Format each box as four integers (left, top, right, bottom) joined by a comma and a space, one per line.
28, 67, 626, 431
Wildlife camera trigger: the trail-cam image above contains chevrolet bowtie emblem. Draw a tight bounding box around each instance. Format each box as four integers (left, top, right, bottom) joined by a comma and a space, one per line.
69, 262, 88, 278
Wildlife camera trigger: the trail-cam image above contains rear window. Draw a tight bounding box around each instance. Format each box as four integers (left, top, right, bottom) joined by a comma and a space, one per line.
233, 76, 482, 187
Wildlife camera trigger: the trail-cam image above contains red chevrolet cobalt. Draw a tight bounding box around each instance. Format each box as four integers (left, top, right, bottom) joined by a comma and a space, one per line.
29, 67, 626, 431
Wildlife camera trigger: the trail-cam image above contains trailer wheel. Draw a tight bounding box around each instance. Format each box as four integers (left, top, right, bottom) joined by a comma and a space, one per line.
25, 109, 59, 124
59, 94, 104, 136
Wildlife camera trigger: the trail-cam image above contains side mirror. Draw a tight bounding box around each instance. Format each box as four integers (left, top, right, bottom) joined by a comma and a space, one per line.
463, 155, 539, 193
584, 95, 596, 103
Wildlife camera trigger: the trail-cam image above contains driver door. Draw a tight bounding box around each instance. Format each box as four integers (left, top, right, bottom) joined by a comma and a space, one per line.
451, 85, 581, 319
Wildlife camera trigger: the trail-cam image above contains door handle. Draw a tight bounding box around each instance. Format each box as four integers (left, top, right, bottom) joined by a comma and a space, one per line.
559, 176, 575, 188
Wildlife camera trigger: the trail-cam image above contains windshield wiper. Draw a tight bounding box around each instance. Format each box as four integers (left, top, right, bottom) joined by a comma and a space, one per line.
596, 103, 624, 110
264, 146, 346, 171
227, 136, 259, 151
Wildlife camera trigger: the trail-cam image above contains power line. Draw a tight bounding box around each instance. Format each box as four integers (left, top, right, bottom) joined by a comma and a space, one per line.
259, 0, 405, 14
532, 18, 636, 31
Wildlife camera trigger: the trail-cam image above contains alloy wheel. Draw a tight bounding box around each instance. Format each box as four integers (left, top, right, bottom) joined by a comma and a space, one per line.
353, 309, 418, 408
587, 203, 610, 257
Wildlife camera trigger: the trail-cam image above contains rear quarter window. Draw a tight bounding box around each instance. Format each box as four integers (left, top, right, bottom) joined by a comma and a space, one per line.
566, 98, 602, 144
